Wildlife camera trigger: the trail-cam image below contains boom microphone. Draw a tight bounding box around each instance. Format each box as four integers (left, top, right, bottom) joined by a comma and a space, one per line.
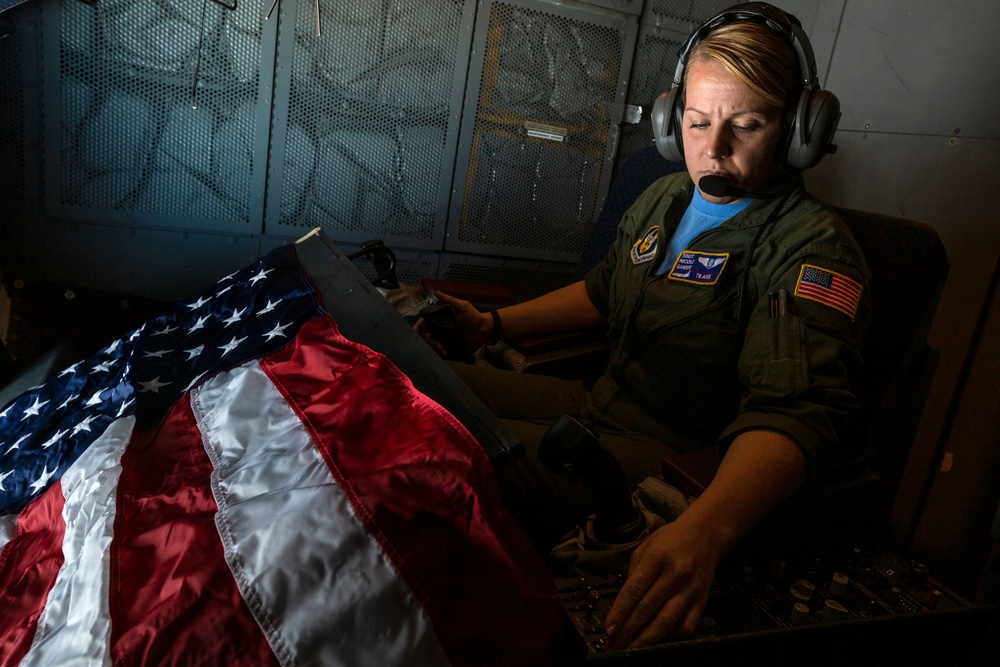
699, 175, 748, 199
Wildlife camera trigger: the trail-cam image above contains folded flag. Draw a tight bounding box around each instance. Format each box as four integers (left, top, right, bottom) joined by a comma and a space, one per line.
0, 242, 565, 666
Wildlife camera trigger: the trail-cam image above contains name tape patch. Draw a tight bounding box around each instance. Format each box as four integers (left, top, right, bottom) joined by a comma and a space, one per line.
794, 263, 863, 319
668, 251, 730, 285
631, 227, 659, 264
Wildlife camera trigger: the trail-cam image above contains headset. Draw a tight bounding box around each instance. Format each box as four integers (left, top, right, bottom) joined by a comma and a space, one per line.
651, 2, 841, 170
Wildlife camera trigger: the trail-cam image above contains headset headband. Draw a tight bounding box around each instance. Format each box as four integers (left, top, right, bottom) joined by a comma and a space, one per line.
672, 3, 819, 92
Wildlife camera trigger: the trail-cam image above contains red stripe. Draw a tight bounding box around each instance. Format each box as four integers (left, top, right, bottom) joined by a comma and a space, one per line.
0, 482, 66, 664
797, 283, 859, 314
109, 395, 279, 667
260, 316, 566, 667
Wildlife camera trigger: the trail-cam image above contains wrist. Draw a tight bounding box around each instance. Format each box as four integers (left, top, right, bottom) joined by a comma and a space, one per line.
485, 308, 501, 345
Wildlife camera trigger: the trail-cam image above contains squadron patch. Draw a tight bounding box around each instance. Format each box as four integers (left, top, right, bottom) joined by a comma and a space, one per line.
668, 251, 730, 285
630, 227, 659, 264
794, 264, 863, 319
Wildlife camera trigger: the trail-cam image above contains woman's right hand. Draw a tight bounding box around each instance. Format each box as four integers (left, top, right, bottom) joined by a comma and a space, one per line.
413, 291, 495, 358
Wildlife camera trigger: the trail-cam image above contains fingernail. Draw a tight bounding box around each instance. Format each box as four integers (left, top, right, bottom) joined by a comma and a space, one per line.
605, 624, 617, 639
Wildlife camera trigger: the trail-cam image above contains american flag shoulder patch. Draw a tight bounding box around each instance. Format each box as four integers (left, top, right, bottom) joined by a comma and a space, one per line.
794, 263, 863, 319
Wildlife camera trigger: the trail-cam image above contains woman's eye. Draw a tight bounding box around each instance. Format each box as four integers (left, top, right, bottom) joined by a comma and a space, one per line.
734, 124, 759, 133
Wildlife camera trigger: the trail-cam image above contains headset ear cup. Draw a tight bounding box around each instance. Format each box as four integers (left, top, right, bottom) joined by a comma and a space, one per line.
652, 88, 685, 162
785, 89, 841, 169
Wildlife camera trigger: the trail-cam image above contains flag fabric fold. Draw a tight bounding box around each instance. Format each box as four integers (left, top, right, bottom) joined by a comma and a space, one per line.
0, 242, 565, 666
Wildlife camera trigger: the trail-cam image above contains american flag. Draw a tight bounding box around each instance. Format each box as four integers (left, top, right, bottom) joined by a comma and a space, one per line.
0, 243, 564, 666
794, 263, 863, 319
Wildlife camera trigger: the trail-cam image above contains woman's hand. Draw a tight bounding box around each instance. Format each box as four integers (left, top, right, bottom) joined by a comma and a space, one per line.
603, 516, 720, 648
605, 431, 809, 648
413, 291, 494, 358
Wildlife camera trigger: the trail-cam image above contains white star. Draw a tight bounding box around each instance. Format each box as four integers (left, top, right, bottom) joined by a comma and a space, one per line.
219, 271, 237, 282
184, 372, 206, 393
29, 465, 57, 493
248, 269, 271, 285
129, 328, 143, 342
222, 307, 247, 327
219, 336, 247, 356
72, 415, 98, 435
138, 377, 172, 393
186, 296, 210, 310
216, 284, 233, 297
116, 398, 134, 418
143, 349, 170, 359
58, 393, 80, 410
0, 470, 12, 492
91, 360, 113, 374
0, 405, 10, 420
263, 322, 291, 341
40, 429, 68, 449
188, 315, 210, 334
4, 433, 29, 454
184, 345, 205, 361
103, 339, 121, 355
21, 397, 49, 420
58, 362, 82, 377
257, 299, 282, 315
152, 324, 178, 336
86, 390, 105, 406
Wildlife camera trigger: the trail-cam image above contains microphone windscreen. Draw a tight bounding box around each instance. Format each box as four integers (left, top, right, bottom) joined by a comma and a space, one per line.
699, 175, 743, 198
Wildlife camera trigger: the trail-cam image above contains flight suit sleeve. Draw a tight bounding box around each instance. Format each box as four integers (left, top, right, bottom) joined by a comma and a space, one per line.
718, 233, 872, 479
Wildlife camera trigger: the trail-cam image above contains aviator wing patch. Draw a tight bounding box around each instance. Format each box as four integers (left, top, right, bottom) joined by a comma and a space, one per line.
668, 251, 730, 285
794, 264, 863, 319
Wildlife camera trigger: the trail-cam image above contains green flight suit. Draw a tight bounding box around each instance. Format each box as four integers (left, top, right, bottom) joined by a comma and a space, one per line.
583, 171, 871, 476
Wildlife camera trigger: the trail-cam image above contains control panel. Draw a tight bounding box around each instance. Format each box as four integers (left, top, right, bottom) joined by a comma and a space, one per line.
555, 542, 977, 658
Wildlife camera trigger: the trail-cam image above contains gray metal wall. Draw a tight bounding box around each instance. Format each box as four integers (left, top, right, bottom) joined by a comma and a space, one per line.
3, 0, 738, 300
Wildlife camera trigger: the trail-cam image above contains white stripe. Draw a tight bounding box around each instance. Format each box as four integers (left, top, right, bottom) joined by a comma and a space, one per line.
21, 415, 135, 667
192, 360, 451, 667
0, 512, 17, 552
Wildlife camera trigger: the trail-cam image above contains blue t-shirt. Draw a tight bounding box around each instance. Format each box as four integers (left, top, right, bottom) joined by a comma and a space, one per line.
657, 189, 752, 274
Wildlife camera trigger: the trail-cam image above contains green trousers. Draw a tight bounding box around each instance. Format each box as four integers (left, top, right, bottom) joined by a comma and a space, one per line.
448, 362, 676, 551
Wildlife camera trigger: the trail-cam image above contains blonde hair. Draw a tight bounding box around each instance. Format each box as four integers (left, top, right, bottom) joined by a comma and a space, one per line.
684, 21, 800, 110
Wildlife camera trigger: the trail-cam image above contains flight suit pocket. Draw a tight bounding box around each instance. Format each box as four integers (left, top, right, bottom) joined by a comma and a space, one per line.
762, 313, 807, 395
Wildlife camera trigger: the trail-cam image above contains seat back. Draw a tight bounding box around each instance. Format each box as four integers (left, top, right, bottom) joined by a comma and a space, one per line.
832, 207, 949, 507
574, 145, 685, 280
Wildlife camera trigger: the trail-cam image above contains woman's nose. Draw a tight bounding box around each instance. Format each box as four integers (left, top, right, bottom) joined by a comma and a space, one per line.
706, 127, 730, 160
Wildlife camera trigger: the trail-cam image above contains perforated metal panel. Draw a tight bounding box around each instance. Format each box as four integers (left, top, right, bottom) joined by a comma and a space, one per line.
438, 252, 575, 300
266, 0, 473, 249
449, 0, 637, 263
0, 5, 28, 277
48, 0, 270, 229
645, 0, 735, 26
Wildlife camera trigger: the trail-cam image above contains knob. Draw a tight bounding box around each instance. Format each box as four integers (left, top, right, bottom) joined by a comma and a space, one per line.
790, 579, 815, 601
829, 572, 850, 596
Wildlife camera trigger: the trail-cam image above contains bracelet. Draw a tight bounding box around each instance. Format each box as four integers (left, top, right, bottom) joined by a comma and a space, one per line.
487, 308, 502, 345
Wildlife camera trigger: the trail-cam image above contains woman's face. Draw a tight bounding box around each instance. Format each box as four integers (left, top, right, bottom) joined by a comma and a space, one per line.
682, 59, 784, 204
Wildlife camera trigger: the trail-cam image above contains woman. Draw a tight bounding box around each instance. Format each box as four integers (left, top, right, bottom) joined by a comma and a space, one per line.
419, 4, 870, 649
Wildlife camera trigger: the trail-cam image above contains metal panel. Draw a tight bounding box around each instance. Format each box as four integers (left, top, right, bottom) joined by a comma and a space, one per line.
826, 1, 1000, 138
438, 252, 575, 300
265, 0, 475, 250
641, 0, 734, 32
42, 221, 262, 301
449, 0, 638, 263
41, 0, 275, 233
0, 1, 35, 281
574, 0, 644, 17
